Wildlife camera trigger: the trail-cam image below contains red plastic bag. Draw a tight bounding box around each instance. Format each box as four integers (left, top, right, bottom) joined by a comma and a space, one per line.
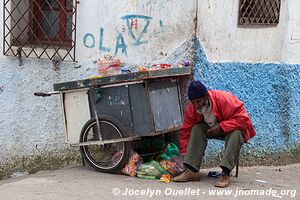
96, 56, 121, 76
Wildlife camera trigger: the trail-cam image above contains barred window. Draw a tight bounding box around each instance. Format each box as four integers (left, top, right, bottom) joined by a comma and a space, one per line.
3, 0, 77, 61
238, 0, 281, 25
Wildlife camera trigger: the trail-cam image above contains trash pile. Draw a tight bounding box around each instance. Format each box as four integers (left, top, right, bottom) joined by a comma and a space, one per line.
114, 143, 186, 183
94, 54, 191, 78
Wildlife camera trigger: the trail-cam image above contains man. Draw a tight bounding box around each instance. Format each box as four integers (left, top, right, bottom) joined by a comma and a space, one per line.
172, 80, 256, 187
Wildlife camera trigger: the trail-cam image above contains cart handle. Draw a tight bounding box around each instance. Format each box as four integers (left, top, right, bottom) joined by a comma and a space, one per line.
34, 91, 59, 97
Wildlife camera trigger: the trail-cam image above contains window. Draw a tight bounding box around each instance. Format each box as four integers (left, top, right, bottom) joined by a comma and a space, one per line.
238, 0, 281, 26
3, 0, 77, 61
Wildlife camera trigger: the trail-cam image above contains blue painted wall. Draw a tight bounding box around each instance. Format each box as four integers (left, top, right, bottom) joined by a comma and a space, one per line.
194, 38, 300, 156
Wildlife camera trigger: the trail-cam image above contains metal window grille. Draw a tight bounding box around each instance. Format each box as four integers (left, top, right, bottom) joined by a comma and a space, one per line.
238, 0, 281, 25
3, 0, 77, 62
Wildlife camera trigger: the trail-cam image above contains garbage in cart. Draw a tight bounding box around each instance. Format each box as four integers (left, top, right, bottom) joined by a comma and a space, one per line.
96, 55, 121, 77
92, 54, 191, 78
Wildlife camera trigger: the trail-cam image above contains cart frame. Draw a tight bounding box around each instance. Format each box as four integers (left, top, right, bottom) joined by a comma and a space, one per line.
35, 67, 192, 172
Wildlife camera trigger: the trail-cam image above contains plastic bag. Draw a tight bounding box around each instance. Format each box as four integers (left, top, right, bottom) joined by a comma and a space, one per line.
159, 160, 177, 176
169, 156, 186, 171
136, 160, 169, 180
177, 60, 191, 68
96, 55, 121, 76
121, 150, 142, 177
159, 156, 186, 177
160, 143, 180, 160
159, 174, 171, 183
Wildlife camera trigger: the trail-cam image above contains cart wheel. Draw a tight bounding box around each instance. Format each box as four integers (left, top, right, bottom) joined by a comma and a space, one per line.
80, 115, 131, 173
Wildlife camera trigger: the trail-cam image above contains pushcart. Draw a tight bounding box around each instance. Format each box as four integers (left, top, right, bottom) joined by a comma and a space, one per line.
34, 67, 192, 173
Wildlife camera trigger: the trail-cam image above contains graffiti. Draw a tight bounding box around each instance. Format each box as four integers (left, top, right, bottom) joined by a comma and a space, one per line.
83, 33, 95, 48
121, 25, 126, 33
159, 20, 163, 27
154, 19, 164, 34
82, 14, 162, 56
130, 19, 138, 30
122, 15, 152, 45
99, 28, 111, 52
115, 32, 127, 56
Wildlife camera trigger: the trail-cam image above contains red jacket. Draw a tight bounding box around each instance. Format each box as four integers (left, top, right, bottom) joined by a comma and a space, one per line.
179, 90, 256, 155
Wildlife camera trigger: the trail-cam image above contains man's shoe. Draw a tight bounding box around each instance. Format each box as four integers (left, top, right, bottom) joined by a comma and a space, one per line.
215, 174, 230, 188
171, 169, 200, 182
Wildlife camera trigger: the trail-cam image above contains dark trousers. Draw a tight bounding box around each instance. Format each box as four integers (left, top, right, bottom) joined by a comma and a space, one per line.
183, 123, 243, 172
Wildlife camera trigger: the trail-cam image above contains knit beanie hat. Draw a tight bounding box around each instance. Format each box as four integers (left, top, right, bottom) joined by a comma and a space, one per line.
188, 81, 208, 100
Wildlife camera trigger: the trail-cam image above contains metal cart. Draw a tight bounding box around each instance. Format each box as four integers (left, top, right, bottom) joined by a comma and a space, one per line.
35, 67, 192, 173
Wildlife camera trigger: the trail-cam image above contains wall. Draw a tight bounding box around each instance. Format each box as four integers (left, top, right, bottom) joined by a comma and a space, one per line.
194, 39, 300, 158
0, 0, 300, 176
281, 0, 300, 63
75, 0, 197, 64
195, 0, 300, 160
197, 0, 300, 64
0, 0, 197, 171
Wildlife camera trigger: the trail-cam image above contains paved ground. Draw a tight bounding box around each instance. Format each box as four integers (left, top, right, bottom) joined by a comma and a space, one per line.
0, 163, 299, 200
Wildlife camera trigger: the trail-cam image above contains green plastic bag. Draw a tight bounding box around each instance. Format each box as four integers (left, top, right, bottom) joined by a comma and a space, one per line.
136, 160, 169, 180
160, 143, 180, 160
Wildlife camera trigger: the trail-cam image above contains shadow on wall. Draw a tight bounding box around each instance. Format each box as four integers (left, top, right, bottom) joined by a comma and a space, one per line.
193, 38, 300, 154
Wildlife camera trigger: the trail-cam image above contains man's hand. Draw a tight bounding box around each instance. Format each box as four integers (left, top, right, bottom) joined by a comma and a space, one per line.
207, 124, 223, 135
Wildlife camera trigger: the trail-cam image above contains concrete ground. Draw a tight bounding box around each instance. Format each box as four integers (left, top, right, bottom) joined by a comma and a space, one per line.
0, 164, 299, 200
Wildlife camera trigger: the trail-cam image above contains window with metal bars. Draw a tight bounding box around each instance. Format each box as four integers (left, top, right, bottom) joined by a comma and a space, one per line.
238, 0, 281, 26
3, 0, 77, 62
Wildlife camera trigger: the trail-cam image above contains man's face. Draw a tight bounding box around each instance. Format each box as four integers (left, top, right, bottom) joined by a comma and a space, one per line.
191, 95, 209, 114
191, 97, 207, 110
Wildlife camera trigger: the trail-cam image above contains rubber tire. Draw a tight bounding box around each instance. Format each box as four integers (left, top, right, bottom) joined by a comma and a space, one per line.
80, 115, 131, 173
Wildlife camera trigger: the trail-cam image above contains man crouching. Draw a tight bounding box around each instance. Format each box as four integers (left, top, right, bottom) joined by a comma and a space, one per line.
172, 81, 256, 188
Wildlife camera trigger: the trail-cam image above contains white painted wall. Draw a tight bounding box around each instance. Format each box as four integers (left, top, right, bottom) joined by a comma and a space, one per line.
197, 0, 300, 64
75, 0, 196, 64
281, 0, 300, 64
1, 0, 300, 164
